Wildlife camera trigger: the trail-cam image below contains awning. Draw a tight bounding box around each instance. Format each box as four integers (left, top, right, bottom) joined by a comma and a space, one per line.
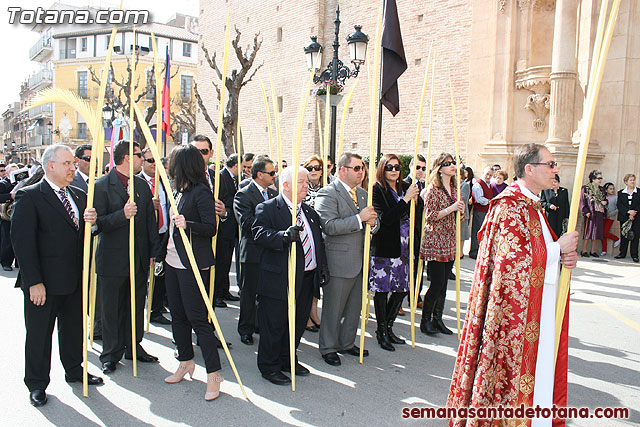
26, 119, 41, 134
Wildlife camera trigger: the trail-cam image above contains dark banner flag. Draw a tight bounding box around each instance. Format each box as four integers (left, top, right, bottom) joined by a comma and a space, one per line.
380, 0, 407, 116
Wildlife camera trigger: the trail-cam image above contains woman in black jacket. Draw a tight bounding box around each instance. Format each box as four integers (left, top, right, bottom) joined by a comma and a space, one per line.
163, 144, 224, 401
615, 173, 640, 262
540, 174, 570, 238
369, 154, 419, 351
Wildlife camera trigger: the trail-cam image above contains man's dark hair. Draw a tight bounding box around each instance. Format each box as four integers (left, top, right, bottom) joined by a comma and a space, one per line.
169, 144, 207, 192
192, 134, 212, 150
410, 154, 426, 165
337, 152, 363, 170
251, 155, 273, 179
513, 143, 544, 179
226, 153, 238, 168
242, 153, 255, 163
74, 144, 92, 159
113, 140, 141, 165
493, 164, 501, 169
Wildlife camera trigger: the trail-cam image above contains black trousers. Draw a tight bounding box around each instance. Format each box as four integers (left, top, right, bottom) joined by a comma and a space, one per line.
23, 286, 83, 391
165, 265, 221, 373
151, 232, 168, 316
422, 260, 454, 321
99, 271, 148, 363
214, 237, 235, 299
1, 219, 14, 267
257, 270, 315, 374
237, 261, 260, 336
618, 234, 639, 258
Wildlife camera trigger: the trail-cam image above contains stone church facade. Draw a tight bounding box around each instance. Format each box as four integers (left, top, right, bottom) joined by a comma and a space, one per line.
197, 0, 639, 193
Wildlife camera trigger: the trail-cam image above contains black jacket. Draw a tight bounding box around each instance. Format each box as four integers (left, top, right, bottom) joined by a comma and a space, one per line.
11, 180, 87, 294
371, 181, 411, 259
169, 183, 217, 269
617, 188, 640, 232
93, 168, 161, 277
252, 195, 328, 300
541, 187, 570, 238
404, 176, 425, 253
233, 181, 278, 263
217, 167, 239, 240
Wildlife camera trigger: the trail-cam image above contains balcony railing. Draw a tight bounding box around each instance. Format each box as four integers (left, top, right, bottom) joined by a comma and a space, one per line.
28, 133, 53, 148
28, 69, 53, 90
28, 103, 53, 119
29, 37, 53, 61
69, 88, 98, 100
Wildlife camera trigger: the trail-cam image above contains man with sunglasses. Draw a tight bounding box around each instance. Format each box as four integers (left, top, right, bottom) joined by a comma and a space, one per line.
448, 144, 578, 424
469, 165, 494, 259
138, 149, 171, 325
233, 155, 278, 345
93, 140, 161, 373
71, 144, 92, 192
404, 154, 427, 309
315, 153, 379, 366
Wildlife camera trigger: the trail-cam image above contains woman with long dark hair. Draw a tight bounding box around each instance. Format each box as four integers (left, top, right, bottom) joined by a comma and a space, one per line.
419, 153, 465, 335
163, 144, 224, 401
369, 154, 419, 351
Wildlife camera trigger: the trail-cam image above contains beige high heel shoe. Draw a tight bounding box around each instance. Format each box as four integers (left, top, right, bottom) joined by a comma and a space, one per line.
205, 372, 224, 401
164, 361, 195, 384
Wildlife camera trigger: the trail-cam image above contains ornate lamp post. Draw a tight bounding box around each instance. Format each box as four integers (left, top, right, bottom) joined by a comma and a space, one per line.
304, 6, 368, 161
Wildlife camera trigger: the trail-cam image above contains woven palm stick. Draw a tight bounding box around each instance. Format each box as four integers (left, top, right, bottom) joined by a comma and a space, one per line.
316, 103, 327, 186
258, 77, 274, 159
269, 73, 284, 194
359, 6, 383, 364
555, 0, 621, 366
134, 103, 248, 398
408, 41, 433, 347
448, 70, 462, 339
208, 15, 232, 319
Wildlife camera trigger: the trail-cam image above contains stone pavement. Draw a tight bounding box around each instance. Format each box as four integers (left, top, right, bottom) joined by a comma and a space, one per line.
1, 254, 638, 426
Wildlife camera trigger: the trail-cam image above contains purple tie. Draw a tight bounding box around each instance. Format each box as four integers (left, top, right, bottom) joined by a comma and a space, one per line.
57, 188, 78, 230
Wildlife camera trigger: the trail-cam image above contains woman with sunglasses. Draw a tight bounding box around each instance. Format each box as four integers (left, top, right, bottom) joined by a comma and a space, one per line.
301, 154, 324, 332
580, 169, 606, 257
419, 153, 465, 336
369, 154, 419, 351
163, 144, 224, 401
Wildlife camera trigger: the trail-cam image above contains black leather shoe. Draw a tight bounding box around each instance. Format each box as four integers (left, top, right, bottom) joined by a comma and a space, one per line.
420, 319, 439, 335
214, 298, 227, 308
29, 389, 47, 407
240, 334, 254, 345
322, 352, 341, 366
2, 265, 13, 271
125, 352, 159, 363
449, 272, 456, 280
282, 363, 310, 376
633, 257, 639, 263
590, 252, 599, 257
262, 371, 291, 385
581, 252, 590, 257
102, 361, 117, 373
305, 325, 319, 333
223, 292, 240, 301
65, 373, 104, 385
614, 254, 625, 259
434, 318, 454, 335
150, 314, 171, 325
342, 345, 368, 357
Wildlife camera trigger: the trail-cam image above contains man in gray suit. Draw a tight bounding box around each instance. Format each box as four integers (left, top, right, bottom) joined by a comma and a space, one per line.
315, 153, 378, 366
70, 144, 92, 192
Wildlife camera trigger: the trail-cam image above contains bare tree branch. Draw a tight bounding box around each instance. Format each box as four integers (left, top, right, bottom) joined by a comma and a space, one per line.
194, 83, 218, 135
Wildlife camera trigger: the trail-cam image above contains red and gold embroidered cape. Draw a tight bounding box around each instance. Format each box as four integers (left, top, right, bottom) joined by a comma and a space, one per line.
447, 184, 569, 427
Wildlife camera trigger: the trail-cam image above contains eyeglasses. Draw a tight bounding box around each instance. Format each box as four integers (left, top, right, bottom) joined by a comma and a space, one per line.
132, 152, 143, 158
344, 165, 364, 172
415, 166, 426, 171
441, 160, 457, 167
306, 165, 322, 172
259, 170, 276, 176
530, 161, 558, 169
199, 148, 210, 155
78, 156, 91, 162
0, 169, 5, 172
384, 164, 402, 172
596, 176, 603, 180
144, 158, 155, 164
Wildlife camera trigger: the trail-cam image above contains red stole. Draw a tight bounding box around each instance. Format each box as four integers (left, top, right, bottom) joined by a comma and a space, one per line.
446, 184, 569, 427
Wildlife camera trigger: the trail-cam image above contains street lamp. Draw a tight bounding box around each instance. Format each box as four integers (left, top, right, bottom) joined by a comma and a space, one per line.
304, 6, 368, 162
47, 121, 59, 144
102, 104, 114, 127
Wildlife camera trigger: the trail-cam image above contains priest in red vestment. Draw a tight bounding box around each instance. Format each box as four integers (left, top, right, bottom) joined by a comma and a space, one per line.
447, 144, 579, 427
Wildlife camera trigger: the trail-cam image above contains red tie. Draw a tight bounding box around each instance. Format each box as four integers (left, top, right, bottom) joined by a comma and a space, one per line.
150, 178, 164, 230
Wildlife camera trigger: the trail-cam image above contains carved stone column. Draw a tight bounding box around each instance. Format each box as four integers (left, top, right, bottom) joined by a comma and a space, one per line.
546, 0, 577, 149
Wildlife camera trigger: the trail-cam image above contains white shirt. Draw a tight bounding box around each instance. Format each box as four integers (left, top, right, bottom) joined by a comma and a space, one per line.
44, 176, 79, 221
253, 180, 270, 200
622, 186, 637, 207
141, 170, 168, 234
518, 182, 561, 427
282, 193, 317, 271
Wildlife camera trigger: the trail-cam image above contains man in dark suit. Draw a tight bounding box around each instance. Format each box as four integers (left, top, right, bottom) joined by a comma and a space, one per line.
213, 154, 241, 307
0, 163, 19, 271
11, 145, 103, 407
70, 144, 92, 192
234, 155, 277, 345
404, 155, 427, 308
253, 166, 329, 385
93, 140, 161, 374
139, 148, 170, 325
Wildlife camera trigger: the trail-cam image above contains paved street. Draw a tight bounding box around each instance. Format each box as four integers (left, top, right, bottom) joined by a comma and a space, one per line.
1, 254, 638, 426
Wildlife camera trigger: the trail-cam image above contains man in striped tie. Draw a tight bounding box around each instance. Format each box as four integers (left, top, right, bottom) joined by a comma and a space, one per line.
252, 166, 329, 386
